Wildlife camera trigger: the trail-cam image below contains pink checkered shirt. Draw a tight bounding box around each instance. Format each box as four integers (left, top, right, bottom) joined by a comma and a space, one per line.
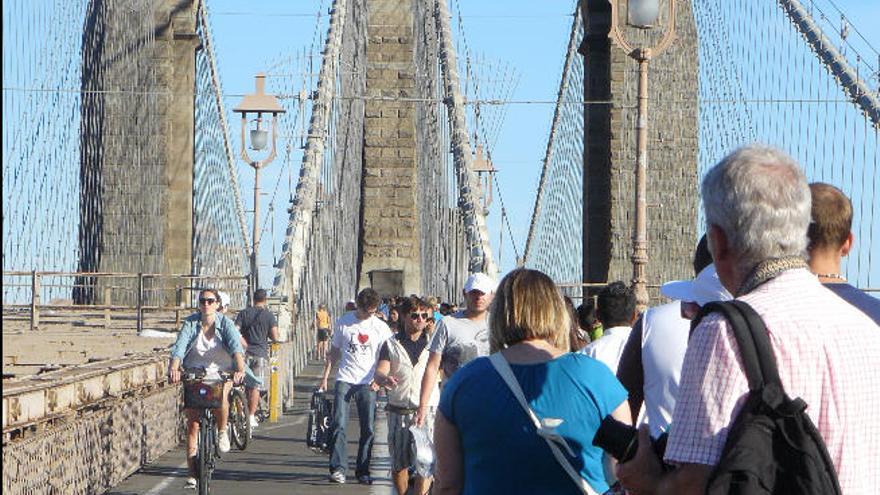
665, 268, 880, 493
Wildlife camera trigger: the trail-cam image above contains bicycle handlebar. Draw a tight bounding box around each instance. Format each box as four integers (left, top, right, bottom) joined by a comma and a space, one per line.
182, 367, 234, 382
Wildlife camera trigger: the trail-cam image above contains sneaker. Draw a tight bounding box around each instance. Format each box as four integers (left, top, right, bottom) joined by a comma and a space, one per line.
249, 415, 259, 429
184, 477, 197, 489
218, 428, 231, 453
329, 470, 346, 484
357, 474, 373, 485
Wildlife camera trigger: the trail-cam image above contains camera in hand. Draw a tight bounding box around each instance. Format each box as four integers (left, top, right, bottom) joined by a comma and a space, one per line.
592, 415, 670, 464
592, 416, 639, 462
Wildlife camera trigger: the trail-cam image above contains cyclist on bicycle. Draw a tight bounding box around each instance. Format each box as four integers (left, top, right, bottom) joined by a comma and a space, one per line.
235, 288, 279, 429
168, 288, 246, 489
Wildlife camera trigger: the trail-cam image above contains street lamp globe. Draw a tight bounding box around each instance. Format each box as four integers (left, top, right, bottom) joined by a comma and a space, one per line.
628, 0, 661, 29
250, 127, 268, 151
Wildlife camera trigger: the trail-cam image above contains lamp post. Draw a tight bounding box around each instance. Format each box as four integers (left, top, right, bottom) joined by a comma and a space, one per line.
607, 0, 677, 310
234, 73, 285, 295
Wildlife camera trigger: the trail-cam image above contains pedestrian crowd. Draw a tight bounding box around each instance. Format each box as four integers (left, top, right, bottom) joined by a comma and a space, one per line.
312, 144, 879, 495
169, 143, 880, 494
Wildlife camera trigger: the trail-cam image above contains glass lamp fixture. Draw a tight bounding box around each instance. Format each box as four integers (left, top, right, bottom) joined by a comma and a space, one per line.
250, 126, 268, 151
628, 0, 660, 28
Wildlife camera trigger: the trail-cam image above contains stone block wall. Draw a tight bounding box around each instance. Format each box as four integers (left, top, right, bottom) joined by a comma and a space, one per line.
2, 384, 182, 495
358, 0, 422, 296
77, 0, 198, 305
582, 0, 699, 299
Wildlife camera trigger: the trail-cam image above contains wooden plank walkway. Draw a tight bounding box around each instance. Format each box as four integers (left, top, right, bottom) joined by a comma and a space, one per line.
106, 360, 396, 495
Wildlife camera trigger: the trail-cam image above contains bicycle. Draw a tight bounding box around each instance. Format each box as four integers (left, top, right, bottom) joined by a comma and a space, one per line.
183, 368, 233, 495
228, 382, 250, 450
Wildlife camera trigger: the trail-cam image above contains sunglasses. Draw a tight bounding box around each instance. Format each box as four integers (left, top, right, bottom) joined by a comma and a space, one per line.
410, 312, 431, 320
199, 298, 217, 305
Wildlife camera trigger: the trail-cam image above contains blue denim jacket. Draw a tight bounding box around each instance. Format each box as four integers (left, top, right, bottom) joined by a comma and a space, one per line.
170, 312, 245, 361
170, 313, 263, 388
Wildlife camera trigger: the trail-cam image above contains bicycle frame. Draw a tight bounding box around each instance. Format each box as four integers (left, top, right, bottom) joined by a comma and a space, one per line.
183, 368, 232, 495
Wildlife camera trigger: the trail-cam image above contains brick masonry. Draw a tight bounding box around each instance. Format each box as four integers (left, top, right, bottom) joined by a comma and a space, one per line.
582, 0, 699, 299
358, 0, 422, 296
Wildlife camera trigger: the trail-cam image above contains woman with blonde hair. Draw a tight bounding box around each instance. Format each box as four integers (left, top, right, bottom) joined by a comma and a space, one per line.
434, 269, 630, 495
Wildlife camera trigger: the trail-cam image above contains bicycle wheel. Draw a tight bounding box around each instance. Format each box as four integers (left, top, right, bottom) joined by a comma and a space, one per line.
198, 415, 212, 495
228, 387, 250, 450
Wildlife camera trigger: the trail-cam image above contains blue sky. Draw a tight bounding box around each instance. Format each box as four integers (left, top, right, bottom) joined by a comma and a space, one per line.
207, 0, 879, 288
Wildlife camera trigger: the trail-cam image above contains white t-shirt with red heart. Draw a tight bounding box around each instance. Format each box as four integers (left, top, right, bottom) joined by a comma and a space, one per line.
332, 311, 394, 386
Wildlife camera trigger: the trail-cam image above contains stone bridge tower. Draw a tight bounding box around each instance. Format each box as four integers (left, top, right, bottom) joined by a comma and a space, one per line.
357, 0, 422, 298
77, 0, 200, 304
580, 0, 699, 296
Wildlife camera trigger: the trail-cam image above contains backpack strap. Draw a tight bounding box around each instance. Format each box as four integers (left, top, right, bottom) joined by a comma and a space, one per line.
698, 301, 765, 392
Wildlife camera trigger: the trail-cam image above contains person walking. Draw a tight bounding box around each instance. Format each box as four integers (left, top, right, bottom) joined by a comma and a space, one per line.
415, 272, 496, 426
234, 288, 279, 429
314, 303, 332, 361
319, 288, 393, 485
616, 145, 880, 494
374, 296, 438, 495
433, 269, 630, 494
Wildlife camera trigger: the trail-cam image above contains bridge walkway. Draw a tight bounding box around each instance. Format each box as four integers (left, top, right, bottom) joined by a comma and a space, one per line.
107, 361, 395, 495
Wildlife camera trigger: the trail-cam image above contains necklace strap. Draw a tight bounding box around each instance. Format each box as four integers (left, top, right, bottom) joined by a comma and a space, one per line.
813, 272, 846, 281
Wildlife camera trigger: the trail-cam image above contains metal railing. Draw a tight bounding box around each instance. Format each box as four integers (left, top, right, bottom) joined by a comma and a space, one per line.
2, 271, 249, 332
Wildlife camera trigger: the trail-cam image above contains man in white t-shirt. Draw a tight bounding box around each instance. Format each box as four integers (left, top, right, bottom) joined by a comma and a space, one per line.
415, 272, 496, 426
580, 281, 637, 374
319, 288, 393, 485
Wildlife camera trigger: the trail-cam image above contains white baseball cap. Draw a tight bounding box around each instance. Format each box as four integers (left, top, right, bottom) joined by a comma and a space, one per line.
660, 264, 732, 306
464, 273, 496, 294
217, 291, 230, 308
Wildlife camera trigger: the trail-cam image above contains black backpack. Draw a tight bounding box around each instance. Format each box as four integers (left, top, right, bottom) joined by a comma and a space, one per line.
698, 301, 842, 495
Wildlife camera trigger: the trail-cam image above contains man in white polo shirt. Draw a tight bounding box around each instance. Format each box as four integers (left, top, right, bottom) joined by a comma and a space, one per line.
319, 288, 393, 485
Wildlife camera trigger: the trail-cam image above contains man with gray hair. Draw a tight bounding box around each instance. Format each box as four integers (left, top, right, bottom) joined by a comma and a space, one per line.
617, 145, 880, 494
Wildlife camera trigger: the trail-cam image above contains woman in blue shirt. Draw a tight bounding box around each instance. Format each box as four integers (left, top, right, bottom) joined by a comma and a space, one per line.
434, 269, 631, 494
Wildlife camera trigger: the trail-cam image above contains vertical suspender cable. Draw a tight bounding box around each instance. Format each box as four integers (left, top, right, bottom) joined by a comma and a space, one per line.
435, 0, 497, 276
272, 0, 347, 298
523, 7, 581, 265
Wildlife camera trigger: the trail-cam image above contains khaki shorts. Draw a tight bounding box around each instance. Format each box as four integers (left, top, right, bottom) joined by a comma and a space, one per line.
246, 355, 268, 391
386, 406, 435, 474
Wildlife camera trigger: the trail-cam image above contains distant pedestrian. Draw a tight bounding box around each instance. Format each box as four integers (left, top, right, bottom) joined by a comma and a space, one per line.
314, 303, 332, 361
320, 288, 393, 485
564, 295, 589, 352
235, 288, 279, 429
374, 296, 438, 495
576, 299, 603, 342
388, 306, 401, 330
807, 182, 880, 324
415, 273, 496, 427
434, 269, 630, 494
579, 282, 636, 374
